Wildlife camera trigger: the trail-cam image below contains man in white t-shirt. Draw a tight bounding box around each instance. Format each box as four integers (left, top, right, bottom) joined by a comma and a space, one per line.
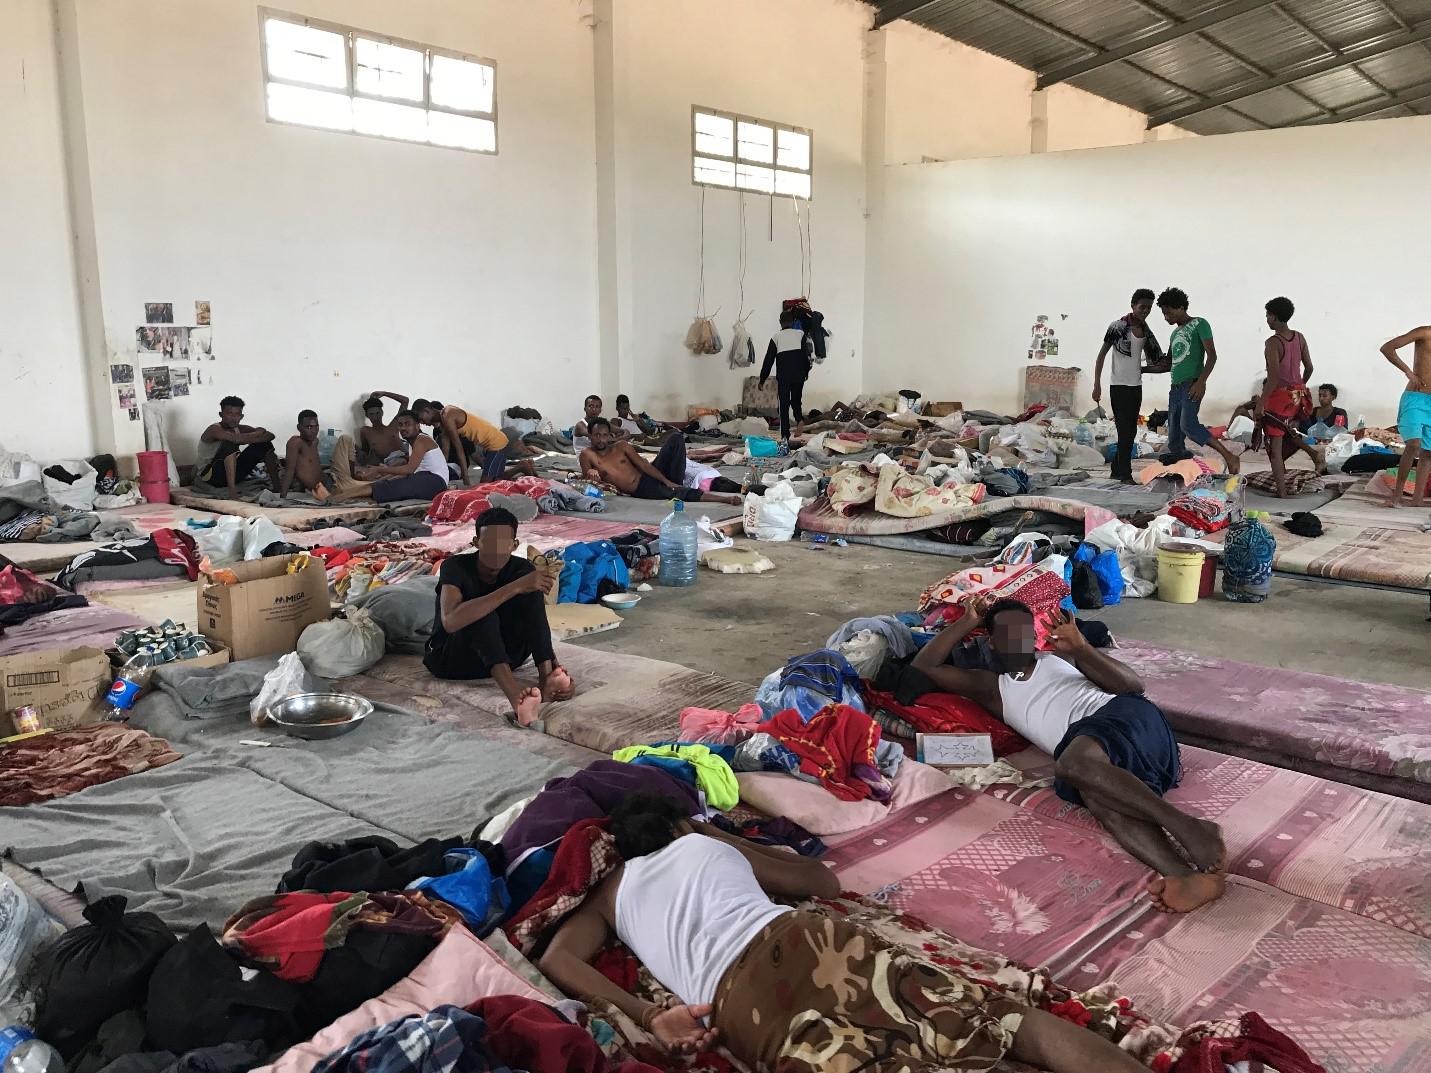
613, 394, 655, 438
912, 596, 1225, 914
1091, 288, 1167, 483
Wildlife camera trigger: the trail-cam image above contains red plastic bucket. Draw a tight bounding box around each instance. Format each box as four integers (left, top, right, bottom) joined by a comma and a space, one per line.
136, 450, 169, 483
139, 479, 171, 504
1198, 555, 1217, 598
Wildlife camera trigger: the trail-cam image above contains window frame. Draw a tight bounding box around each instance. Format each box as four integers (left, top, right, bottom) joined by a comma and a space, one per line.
257, 7, 499, 155
690, 105, 813, 200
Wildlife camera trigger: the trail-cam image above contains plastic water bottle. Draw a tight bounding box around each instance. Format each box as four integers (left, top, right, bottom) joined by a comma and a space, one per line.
317, 428, 339, 467
1074, 420, 1093, 447
104, 653, 154, 721
0, 1024, 65, 1073
658, 500, 698, 587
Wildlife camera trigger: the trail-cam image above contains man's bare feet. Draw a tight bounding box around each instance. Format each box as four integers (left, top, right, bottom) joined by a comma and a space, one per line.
1146, 872, 1225, 913
1171, 815, 1226, 873
542, 666, 575, 702
1385, 493, 1402, 508
313, 483, 331, 502
510, 687, 543, 727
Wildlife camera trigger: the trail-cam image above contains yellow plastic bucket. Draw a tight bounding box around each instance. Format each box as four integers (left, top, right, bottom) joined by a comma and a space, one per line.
1157, 546, 1205, 604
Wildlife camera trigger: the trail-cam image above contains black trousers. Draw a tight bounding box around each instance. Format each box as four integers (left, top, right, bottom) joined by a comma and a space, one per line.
422, 591, 554, 680
201, 440, 271, 485
1108, 385, 1142, 480
634, 432, 702, 501
777, 378, 805, 440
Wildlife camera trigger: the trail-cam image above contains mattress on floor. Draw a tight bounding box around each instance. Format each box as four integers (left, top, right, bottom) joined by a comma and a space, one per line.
168, 490, 431, 531
826, 744, 1431, 1073
1117, 639, 1431, 802
1272, 520, 1431, 589
341, 643, 752, 756
797, 492, 1088, 536
0, 603, 145, 656
1314, 476, 1428, 532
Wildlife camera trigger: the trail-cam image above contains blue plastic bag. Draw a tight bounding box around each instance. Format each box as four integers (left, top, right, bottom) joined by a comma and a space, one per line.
558, 540, 630, 604
1090, 548, 1124, 605
408, 849, 509, 935
745, 436, 779, 457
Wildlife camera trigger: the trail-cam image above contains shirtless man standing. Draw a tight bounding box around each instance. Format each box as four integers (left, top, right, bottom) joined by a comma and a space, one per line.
579, 419, 740, 504
277, 409, 331, 500
359, 391, 409, 466
1379, 326, 1431, 508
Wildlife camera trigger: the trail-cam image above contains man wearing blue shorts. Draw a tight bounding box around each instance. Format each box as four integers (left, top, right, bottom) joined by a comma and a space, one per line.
1379, 326, 1431, 508
1156, 287, 1242, 474
912, 598, 1225, 914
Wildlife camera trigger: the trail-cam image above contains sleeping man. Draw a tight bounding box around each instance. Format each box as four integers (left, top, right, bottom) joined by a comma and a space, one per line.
912, 597, 1226, 913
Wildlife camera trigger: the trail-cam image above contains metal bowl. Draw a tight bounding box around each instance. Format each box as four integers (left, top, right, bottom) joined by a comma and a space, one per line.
267, 692, 373, 740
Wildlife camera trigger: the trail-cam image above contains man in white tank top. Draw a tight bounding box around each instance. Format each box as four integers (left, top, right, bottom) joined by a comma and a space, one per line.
912, 597, 1226, 914
537, 795, 1153, 1073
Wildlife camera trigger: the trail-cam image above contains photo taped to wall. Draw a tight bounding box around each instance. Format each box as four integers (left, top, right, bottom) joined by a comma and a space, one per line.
143, 366, 171, 401
110, 363, 134, 384
145, 302, 173, 324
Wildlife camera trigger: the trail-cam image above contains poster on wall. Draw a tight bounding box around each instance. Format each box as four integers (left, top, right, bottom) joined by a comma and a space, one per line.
128, 407, 140, 422
190, 326, 214, 360
168, 326, 190, 361
143, 366, 171, 401
110, 363, 134, 384
116, 385, 136, 410
1027, 314, 1059, 361
171, 366, 191, 397
145, 302, 173, 324
195, 300, 211, 326
137, 326, 189, 360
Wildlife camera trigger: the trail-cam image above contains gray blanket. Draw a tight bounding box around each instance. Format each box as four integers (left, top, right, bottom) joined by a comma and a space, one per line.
0, 692, 577, 930
152, 655, 328, 720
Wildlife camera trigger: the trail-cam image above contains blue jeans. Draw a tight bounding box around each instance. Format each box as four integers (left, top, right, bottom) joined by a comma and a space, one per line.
1166, 381, 1212, 457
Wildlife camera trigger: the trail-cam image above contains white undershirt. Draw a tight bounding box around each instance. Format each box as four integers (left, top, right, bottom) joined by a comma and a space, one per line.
1111, 331, 1144, 388
998, 654, 1114, 755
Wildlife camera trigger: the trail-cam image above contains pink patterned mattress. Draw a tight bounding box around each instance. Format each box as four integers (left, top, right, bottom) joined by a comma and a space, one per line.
1117, 639, 1431, 802
797, 492, 1088, 536
826, 744, 1431, 1073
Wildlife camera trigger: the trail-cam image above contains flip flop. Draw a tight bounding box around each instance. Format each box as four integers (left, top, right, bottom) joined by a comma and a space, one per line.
504, 711, 545, 733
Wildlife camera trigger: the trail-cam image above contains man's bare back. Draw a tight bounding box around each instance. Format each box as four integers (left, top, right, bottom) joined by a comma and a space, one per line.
579, 442, 643, 494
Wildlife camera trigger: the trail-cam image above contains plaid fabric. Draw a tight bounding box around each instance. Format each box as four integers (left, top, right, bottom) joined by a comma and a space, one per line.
505, 818, 619, 955
780, 649, 862, 700
1243, 469, 1324, 495
311, 1005, 496, 1073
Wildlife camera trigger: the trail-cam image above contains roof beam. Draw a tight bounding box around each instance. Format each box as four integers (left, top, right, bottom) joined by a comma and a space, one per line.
1270, 2, 1395, 98
1147, 18, 1431, 127
1301, 77, 1431, 123
872, 0, 948, 30
1035, 0, 1276, 89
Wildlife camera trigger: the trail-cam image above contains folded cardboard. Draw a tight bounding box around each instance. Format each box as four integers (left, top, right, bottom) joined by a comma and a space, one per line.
0, 647, 112, 734
198, 555, 330, 661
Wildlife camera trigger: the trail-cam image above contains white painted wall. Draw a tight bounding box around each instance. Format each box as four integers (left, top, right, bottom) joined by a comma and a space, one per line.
603, 0, 871, 418
64, 0, 599, 464
1043, 84, 1147, 153
864, 115, 1431, 424
0, 0, 91, 459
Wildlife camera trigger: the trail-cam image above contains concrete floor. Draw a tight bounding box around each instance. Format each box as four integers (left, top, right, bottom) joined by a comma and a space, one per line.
587, 538, 1431, 691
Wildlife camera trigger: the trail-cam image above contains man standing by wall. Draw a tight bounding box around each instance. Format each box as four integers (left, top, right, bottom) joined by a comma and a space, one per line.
1157, 288, 1241, 474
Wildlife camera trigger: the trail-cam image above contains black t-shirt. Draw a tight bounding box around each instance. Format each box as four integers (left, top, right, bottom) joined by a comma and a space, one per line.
428, 553, 533, 649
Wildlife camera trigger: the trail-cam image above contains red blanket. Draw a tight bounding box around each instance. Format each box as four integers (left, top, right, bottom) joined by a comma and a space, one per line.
504, 817, 619, 954
863, 686, 1027, 756
428, 477, 555, 524
761, 704, 888, 802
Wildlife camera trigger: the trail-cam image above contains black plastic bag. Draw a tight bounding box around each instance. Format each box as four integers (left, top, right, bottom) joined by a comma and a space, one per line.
35, 895, 176, 1059
1070, 561, 1104, 611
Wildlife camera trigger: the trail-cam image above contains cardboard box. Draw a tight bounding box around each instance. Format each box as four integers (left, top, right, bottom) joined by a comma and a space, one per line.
107, 644, 231, 673
0, 647, 113, 734
924, 401, 964, 418
198, 555, 330, 661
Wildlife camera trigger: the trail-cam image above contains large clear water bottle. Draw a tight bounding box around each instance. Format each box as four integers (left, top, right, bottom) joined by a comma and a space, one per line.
104, 652, 154, 722
658, 499, 698, 587
1074, 419, 1093, 447
0, 1023, 65, 1073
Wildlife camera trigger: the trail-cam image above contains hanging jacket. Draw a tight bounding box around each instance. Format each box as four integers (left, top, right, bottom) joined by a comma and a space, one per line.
759, 328, 813, 386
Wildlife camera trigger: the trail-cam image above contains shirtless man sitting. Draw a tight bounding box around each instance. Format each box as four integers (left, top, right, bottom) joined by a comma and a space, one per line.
277, 409, 331, 500
1379, 325, 1431, 508
579, 419, 740, 504
913, 597, 1226, 913
359, 390, 409, 466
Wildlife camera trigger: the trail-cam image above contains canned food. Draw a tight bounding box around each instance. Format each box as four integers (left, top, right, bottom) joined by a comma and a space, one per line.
11, 705, 40, 735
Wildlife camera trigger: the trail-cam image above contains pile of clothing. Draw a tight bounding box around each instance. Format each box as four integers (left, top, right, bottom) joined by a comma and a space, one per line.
0, 482, 136, 544
55, 530, 201, 591
428, 478, 604, 525
1166, 486, 1232, 533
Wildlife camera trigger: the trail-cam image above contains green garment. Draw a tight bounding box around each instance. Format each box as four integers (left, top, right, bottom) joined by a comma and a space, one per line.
611, 743, 740, 810
1169, 316, 1213, 385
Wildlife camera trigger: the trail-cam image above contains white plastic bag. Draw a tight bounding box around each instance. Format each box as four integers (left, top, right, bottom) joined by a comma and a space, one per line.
241, 516, 287, 560
1324, 432, 1357, 473
250, 651, 311, 726
297, 607, 385, 677
696, 515, 734, 561
194, 517, 246, 567
727, 315, 755, 368
742, 484, 802, 542
42, 458, 97, 510
0, 443, 42, 488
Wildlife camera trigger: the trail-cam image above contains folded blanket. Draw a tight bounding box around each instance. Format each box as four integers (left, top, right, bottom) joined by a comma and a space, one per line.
153, 655, 327, 719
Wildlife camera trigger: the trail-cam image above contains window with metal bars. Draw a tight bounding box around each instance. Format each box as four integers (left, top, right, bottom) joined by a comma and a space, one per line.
692, 106, 812, 199
260, 8, 497, 154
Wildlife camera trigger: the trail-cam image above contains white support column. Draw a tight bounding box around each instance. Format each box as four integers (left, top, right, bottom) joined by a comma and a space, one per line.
1030, 87, 1050, 153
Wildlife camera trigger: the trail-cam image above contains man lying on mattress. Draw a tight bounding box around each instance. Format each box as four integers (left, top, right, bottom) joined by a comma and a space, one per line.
913, 597, 1226, 914
538, 793, 1151, 1073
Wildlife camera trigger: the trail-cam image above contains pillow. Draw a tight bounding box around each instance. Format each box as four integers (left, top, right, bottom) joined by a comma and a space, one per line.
255, 925, 545, 1073
736, 760, 952, 838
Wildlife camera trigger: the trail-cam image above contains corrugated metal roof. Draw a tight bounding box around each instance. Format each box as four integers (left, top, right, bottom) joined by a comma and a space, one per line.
870, 0, 1431, 133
